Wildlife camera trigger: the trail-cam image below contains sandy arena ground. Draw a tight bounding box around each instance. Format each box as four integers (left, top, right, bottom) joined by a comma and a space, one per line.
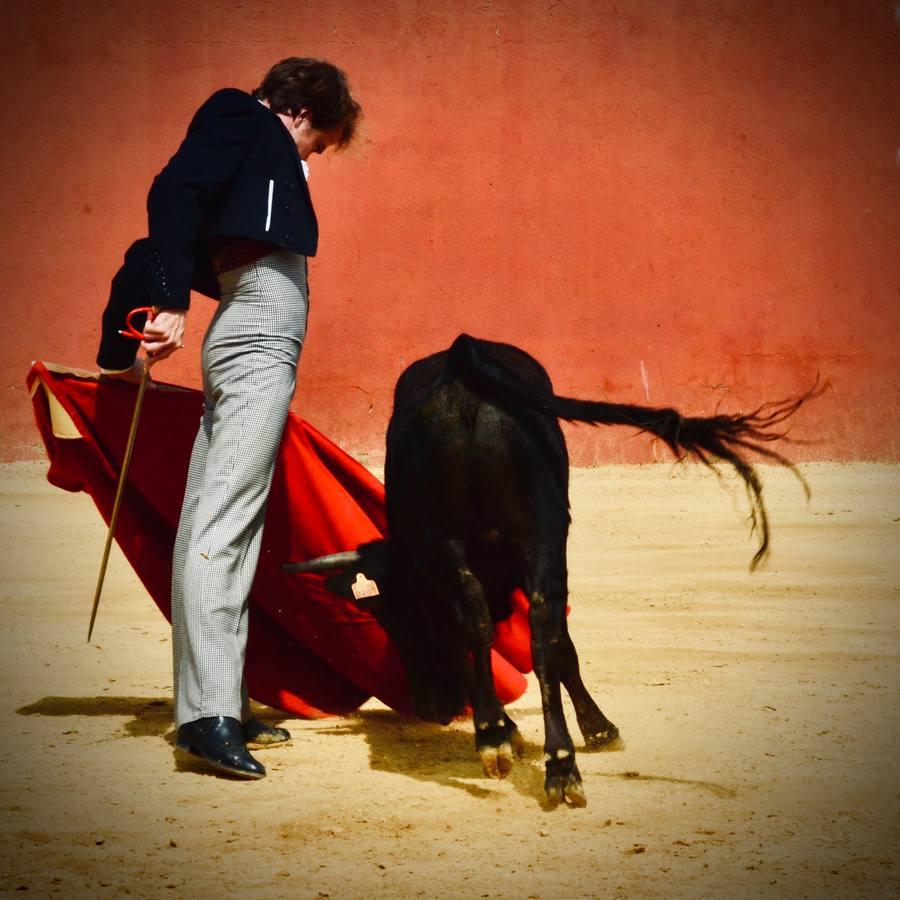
0, 460, 897, 898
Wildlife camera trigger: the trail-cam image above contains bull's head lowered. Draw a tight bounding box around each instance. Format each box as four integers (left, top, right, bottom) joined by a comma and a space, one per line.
285, 540, 475, 727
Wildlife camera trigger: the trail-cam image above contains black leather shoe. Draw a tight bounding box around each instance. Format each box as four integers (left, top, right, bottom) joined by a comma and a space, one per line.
242, 718, 291, 748
176, 716, 266, 779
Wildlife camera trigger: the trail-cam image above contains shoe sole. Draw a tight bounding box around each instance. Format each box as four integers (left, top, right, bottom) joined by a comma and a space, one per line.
175, 739, 266, 780
244, 738, 292, 750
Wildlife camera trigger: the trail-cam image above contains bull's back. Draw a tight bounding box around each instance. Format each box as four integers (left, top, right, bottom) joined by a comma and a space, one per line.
386, 340, 569, 530
390, 335, 555, 415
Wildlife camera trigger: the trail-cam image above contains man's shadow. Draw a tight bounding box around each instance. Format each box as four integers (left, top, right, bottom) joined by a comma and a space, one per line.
16, 695, 285, 743
15, 696, 292, 779
16, 695, 174, 738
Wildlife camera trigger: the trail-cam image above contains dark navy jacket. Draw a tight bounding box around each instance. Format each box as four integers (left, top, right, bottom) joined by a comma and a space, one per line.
98, 88, 317, 369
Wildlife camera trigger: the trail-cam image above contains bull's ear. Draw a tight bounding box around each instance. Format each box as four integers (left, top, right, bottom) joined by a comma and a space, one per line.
324, 540, 390, 606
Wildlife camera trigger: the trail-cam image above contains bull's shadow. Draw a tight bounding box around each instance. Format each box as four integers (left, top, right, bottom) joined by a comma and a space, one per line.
318, 708, 553, 806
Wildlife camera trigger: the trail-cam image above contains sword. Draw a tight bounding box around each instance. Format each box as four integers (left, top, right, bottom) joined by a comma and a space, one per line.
87, 306, 153, 643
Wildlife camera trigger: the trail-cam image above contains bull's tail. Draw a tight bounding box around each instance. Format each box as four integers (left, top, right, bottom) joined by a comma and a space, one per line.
448, 334, 824, 569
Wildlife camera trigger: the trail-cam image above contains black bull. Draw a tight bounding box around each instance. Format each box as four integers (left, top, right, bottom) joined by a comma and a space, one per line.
286, 334, 818, 807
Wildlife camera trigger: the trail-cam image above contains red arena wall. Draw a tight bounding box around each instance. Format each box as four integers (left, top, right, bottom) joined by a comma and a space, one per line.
2, 1, 898, 464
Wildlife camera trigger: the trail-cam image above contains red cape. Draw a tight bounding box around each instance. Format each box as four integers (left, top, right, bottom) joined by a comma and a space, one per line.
27, 362, 533, 719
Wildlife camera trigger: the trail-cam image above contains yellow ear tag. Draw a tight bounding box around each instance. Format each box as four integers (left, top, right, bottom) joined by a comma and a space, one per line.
351, 573, 380, 600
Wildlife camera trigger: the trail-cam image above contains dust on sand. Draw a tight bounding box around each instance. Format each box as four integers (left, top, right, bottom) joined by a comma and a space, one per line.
1, 461, 897, 898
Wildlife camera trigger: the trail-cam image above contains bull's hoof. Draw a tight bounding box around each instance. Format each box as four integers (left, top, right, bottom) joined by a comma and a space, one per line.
545, 771, 587, 808
480, 742, 516, 779
544, 756, 587, 808
476, 716, 525, 779
583, 722, 623, 752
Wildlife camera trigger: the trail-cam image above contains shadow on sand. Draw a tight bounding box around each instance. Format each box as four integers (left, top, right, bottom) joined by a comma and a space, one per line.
18, 698, 724, 803
16, 695, 174, 738
312, 708, 555, 806
15, 696, 286, 742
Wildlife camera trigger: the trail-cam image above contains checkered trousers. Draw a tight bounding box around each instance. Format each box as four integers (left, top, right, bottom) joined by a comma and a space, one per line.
172, 248, 308, 727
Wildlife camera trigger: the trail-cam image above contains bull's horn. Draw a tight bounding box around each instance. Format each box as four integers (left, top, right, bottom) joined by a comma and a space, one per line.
283, 550, 363, 574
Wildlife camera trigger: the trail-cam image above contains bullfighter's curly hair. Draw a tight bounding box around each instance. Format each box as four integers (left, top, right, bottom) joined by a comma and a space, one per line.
252, 57, 362, 149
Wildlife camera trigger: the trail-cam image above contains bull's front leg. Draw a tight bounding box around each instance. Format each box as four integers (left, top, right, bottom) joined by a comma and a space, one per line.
528, 575, 587, 808
443, 547, 524, 779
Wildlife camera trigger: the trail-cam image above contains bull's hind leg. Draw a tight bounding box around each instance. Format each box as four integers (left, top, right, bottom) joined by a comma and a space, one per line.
558, 625, 622, 751
426, 540, 523, 779
526, 553, 587, 808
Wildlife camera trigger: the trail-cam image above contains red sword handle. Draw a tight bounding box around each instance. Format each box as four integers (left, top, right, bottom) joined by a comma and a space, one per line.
118, 306, 155, 341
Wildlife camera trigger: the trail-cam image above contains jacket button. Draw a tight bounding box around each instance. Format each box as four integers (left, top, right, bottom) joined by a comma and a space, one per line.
283, 232, 294, 243
284, 181, 295, 192
283, 204, 295, 214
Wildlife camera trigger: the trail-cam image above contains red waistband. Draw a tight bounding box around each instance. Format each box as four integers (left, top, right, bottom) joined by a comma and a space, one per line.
213, 238, 278, 275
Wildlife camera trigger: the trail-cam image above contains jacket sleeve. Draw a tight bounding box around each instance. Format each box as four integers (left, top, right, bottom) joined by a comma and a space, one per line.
146, 89, 262, 309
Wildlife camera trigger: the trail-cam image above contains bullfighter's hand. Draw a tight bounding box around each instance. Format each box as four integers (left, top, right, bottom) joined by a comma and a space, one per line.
142, 308, 187, 365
